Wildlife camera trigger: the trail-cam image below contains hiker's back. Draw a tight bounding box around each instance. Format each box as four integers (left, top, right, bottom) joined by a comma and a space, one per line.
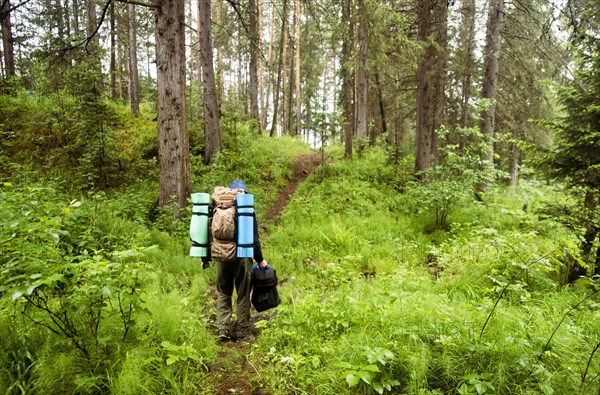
210, 186, 245, 262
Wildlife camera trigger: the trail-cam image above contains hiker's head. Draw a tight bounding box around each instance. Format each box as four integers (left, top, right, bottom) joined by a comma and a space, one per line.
230, 180, 248, 193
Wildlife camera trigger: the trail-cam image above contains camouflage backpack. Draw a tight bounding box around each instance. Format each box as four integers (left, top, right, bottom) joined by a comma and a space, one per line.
210, 186, 245, 262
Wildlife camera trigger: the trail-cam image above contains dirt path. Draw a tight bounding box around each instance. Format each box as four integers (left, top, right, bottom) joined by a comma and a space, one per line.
264, 152, 323, 222
210, 151, 322, 395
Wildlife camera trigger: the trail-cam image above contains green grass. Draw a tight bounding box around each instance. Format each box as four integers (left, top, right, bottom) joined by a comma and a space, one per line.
250, 146, 600, 394
2, 136, 599, 394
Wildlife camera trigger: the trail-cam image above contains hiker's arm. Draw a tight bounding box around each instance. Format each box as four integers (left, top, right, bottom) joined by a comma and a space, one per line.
253, 213, 268, 268
202, 200, 214, 269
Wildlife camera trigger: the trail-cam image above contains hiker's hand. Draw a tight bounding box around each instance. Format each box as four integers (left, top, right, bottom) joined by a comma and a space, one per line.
258, 260, 268, 268
202, 259, 211, 270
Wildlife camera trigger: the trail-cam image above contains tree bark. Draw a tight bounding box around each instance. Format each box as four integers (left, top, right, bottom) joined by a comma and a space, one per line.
156, 0, 192, 208
215, 1, 223, 109
72, 0, 80, 35
415, 0, 447, 178
355, 0, 368, 141
282, 4, 289, 135
375, 70, 387, 137
480, 0, 505, 165
1, 0, 16, 78
64, 0, 71, 37
294, 0, 301, 136
262, 0, 274, 129
258, 0, 264, 128
199, 0, 222, 164
270, 0, 288, 137
128, 3, 140, 116
110, 1, 117, 100
341, 0, 353, 157
86, 0, 98, 44
286, 41, 293, 134
56, 0, 65, 42
460, 0, 476, 129
249, 0, 260, 126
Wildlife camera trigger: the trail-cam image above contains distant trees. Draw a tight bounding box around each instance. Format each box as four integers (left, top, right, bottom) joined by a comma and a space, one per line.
0, 0, 594, 217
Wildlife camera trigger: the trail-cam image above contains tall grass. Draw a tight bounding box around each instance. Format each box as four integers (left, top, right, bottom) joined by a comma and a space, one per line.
1, 122, 313, 393
253, 146, 600, 394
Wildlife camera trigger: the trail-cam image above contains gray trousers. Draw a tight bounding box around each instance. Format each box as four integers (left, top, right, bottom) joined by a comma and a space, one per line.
215, 258, 252, 335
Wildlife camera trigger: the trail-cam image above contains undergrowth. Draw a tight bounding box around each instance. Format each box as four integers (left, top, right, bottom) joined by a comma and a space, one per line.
2, 126, 599, 394
254, 146, 600, 394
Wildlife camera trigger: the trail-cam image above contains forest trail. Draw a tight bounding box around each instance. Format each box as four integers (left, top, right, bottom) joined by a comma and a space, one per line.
210, 151, 322, 395
264, 151, 323, 223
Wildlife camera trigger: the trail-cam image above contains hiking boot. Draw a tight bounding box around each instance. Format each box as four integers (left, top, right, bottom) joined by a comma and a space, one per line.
217, 329, 229, 341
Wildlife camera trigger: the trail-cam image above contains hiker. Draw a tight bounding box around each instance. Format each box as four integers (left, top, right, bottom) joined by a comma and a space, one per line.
202, 180, 268, 341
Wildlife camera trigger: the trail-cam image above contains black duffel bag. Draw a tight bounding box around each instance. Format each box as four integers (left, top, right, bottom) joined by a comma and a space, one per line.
251, 266, 280, 312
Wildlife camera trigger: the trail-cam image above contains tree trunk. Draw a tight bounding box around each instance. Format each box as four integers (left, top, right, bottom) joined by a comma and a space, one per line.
215, 1, 223, 109
199, 0, 222, 164
262, 0, 274, 129
294, 0, 301, 137
460, 0, 476, 129
480, 0, 505, 165
73, 0, 80, 35
355, 0, 368, 140
64, 0, 71, 37
1, 0, 16, 78
56, 0, 65, 42
508, 142, 519, 186
341, 0, 353, 157
286, 43, 294, 134
110, 1, 116, 100
117, 32, 124, 100
270, 0, 288, 137
187, 1, 195, 108
282, 6, 289, 135
128, 3, 140, 116
415, 0, 447, 178
375, 70, 387, 137
249, 0, 260, 126
86, 0, 98, 44
258, 0, 264, 128
156, 0, 192, 208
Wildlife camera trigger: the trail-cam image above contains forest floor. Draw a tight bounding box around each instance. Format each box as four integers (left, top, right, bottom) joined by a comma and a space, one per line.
210, 151, 322, 395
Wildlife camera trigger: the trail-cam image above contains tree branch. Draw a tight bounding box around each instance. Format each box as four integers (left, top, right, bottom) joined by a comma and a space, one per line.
115, 0, 159, 9
0, 0, 34, 23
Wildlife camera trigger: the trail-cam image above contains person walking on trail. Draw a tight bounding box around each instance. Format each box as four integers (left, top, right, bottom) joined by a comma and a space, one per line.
202, 180, 268, 341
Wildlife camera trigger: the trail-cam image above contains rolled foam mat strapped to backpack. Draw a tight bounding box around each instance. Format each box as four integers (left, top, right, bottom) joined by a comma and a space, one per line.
236, 193, 254, 258
189, 192, 210, 257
